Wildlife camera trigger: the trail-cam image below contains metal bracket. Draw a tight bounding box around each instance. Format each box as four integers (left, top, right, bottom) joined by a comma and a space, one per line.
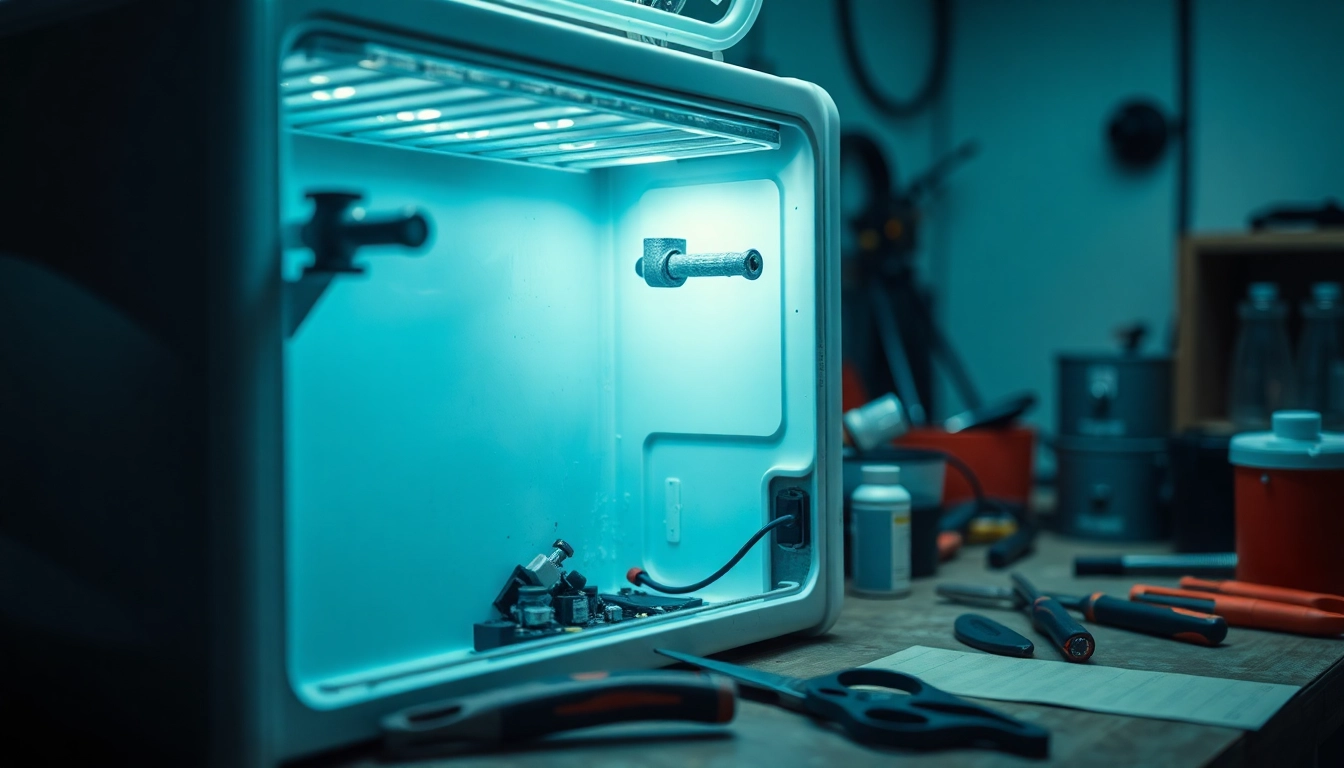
284, 191, 432, 337
635, 237, 763, 288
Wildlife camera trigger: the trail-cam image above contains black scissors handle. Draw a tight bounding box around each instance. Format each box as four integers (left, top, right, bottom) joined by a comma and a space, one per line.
801, 668, 1050, 758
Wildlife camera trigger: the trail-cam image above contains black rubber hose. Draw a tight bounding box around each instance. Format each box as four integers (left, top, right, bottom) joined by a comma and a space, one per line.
629, 515, 796, 595
837, 0, 950, 119
1175, 0, 1192, 235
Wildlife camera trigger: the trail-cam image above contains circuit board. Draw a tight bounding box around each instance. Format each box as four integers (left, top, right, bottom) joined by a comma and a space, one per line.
473, 537, 713, 652
473, 588, 703, 652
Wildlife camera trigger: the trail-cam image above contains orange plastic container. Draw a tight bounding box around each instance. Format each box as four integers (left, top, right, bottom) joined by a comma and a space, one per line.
897, 426, 1036, 505
1230, 411, 1344, 595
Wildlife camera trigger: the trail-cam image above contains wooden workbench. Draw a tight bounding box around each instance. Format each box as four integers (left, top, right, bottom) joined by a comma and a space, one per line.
349, 533, 1344, 768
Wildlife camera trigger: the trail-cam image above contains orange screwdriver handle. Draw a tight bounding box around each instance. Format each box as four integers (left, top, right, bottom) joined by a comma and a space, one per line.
938, 531, 963, 562
1129, 585, 1344, 637
1178, 578, 1344, 614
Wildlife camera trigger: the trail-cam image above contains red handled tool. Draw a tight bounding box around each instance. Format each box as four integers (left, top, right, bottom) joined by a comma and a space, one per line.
938, 581, 1225, 649
381, 670, 736, 757
938, 531, 963, 561
1178, 578, 1344, 614
1130, 584, 1344, 637
1066, 592, 1226, 646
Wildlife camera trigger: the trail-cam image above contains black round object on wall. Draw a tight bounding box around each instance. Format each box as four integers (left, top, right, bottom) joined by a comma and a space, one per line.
1107, 100, 1170, 168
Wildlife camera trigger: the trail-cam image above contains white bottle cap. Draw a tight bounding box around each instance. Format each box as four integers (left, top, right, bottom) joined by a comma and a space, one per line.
843, 393, 911, 452
861, 464, 901, 486
1230, 410, 1344, 470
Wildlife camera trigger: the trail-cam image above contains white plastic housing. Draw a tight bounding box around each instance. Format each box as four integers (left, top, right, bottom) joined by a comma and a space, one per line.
481, 0, 762, 51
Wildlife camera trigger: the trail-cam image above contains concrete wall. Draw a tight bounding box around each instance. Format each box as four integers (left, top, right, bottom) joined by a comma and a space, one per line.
737, 0, 1344, 472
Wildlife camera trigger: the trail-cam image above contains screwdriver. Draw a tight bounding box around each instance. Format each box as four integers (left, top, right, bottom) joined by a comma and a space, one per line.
938, 583, 1226, 646
1130, 585, 1344, 637
1178, 578, 1344, 614
1055, 592, 1226, 646
1010, 573, 1095, 662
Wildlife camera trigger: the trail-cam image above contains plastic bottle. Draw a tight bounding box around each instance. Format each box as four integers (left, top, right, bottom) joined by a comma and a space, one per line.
1228, 282, 1297, 431
1297, 282, 1344, 431
849, 464, 912, 597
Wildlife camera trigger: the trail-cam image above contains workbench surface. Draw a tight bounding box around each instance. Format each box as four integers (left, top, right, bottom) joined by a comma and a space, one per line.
347, 533, 1344, 768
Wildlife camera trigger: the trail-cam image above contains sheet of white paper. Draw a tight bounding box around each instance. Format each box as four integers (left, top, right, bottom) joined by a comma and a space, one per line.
865, 646, 1299, 730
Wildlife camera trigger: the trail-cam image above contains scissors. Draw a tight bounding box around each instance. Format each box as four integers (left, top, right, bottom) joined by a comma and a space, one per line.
656, 649, 1049, 758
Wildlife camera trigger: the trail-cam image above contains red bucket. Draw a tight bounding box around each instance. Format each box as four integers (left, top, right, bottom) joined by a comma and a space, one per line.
1231, 411, 1344, 595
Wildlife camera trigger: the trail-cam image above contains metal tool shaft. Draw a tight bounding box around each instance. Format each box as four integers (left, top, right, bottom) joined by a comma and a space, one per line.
637, 237, 764, 287
666, 249, 763, 280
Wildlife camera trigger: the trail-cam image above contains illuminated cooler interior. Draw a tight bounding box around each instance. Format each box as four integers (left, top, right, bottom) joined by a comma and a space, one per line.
282, 34, 818, 708
282, 35, 780, 171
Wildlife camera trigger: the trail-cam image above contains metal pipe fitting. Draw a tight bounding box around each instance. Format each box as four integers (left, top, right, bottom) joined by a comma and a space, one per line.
548, 539, 574, 566
635, 237, 764, 288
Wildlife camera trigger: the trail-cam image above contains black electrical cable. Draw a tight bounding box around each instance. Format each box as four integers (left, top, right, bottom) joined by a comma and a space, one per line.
627, 515, 796, 595
942, 452, 987, 508
1175, 0, 1192, 235
939, 451, 1029, 530
837, 0, 950, 119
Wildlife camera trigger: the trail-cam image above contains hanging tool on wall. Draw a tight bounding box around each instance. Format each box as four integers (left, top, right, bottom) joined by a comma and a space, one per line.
840, 133, 981, 425
836, 0, 949, 120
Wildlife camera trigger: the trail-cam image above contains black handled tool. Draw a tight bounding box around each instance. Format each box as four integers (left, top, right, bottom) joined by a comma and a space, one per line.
987, 522, 1037, 569
381, 670, 737, 757
1010, 573, 1095, 662
938, 582, 1226, 648
954, 613, 1035, 657
1060, 592, 1227, 646
657, 649, 1049, 758
1074, 552, 1236, 578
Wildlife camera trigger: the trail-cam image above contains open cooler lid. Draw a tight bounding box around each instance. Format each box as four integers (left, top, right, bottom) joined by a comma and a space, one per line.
477, 0, 762, 51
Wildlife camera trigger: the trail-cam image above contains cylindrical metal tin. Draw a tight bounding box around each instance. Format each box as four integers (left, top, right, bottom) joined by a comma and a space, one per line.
1057, 353, 1172, 438
1055, 436, 1169, 541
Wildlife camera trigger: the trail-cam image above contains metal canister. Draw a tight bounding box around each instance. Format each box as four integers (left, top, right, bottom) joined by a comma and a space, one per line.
1055, 436, 1169, 541
1057, 353, 1172, 438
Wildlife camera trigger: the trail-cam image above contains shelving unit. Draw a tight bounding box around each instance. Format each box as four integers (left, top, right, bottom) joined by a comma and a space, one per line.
282, 35, 781, 170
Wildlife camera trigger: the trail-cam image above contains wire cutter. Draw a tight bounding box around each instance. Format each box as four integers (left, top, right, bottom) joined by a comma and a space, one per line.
656, 648, 1049, 758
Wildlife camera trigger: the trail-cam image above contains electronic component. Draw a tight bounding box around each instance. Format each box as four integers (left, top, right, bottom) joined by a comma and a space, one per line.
554, 594, 589, 626
599, 590, 704, 615
474, 537, 707, 652
774, 488, 809, 548
524, 540, 574, 592
490, 539, 574, 617
515, 586, 554, 628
